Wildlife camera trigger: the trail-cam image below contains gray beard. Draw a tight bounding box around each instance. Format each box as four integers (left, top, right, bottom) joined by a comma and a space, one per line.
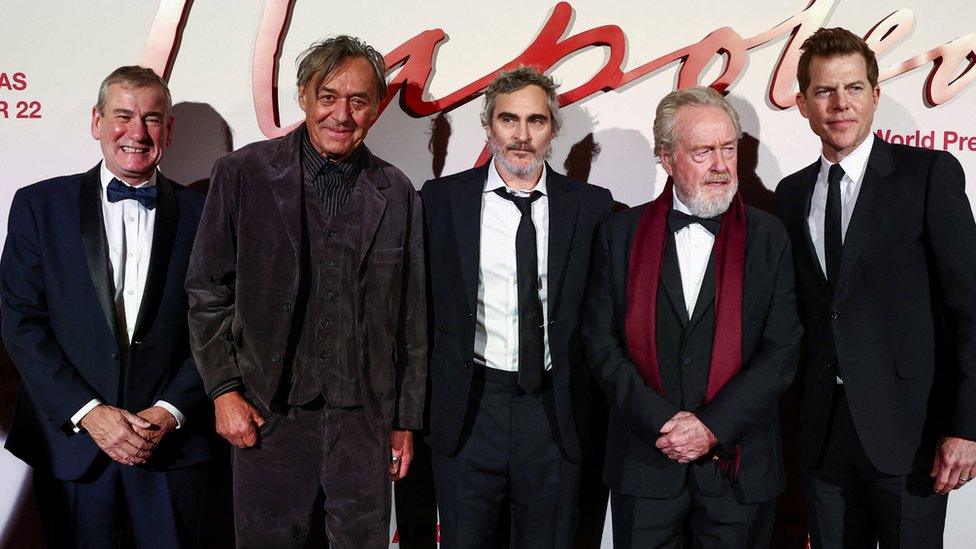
488, 138, 551, 177
675, 180, 738, 218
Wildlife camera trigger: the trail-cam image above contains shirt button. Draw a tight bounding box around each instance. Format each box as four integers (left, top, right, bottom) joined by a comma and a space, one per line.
128, 217, 135, 222
512, 358, 518, 364
512, 317, 518, 324
831, 309, 840, 320
127, 290, 133, 295
127, 253, 133, 258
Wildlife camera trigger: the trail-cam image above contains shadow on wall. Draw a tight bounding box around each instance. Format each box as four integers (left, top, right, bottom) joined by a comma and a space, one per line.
160, 102, 234, 192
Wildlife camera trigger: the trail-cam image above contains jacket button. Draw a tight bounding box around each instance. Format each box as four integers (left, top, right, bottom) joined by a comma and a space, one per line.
463, 360, 473, 369
681, 356, 692, 366
271, 353, 281, 363
132, 340, 142, 346
324, 290, 335, 300
325, 260, 336, 268
321, 319, 332, 328
111, 353, 119, 360
327, 230, 337, 239
830, 309, 839, 320
319, 350, 331, 360
282, 302, 292, 312
825, 360, 836, 370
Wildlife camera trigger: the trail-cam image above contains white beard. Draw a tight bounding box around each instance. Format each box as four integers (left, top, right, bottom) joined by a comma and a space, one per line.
675, 178, 738, 218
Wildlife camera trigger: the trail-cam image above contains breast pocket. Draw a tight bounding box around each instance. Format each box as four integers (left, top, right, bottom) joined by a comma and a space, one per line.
373, 247, 404, 264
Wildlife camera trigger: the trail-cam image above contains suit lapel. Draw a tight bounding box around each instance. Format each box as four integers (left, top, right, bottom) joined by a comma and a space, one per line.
451, 168, 487, 315
356, 151, 390, 269
793, 161, 831, 294
660, 232, 689, 325
687, 253, 715, 331
834, 137, 893, 295
545, 169, 578, 319
267, 129, 304, 253
131, 173, 178, 340
79, 166, 118, 340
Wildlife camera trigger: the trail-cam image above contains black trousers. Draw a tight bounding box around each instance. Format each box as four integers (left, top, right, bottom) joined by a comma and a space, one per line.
432, 367, 581, 549
232, 399, 390, 549
33, 458, 207, 549
610, 464, 775, 549
802, 387, 947, 548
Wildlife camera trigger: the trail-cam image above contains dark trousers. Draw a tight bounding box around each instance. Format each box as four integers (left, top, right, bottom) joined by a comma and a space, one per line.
232, 401, 390, 549
432, 367, 581, 549
802, 388, 947, 548
610, 465, 775, 549
32, 458, 207, 549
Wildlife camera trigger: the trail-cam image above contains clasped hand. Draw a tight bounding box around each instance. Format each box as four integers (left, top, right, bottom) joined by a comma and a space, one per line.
655, 411, 718, 463
79, 404, 176, 465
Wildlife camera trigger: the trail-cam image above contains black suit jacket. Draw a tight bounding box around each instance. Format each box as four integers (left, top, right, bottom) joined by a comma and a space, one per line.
421, 164, 612, 462
186, 127, 427, 439
1, 165, 210, 480
775, 136, 976, 475
583, 203, 801, 502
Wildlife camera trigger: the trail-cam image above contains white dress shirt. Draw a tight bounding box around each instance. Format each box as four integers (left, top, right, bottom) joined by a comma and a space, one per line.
672, 191, 716, 317
806, 136, 875, 275
806, 136, 874, 384
474, 159, 552, 372
70, 163, 183, 431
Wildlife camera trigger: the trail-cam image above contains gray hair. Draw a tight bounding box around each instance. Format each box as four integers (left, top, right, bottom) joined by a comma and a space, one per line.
296, 35, 387, 101
480, 66, 562, 136
95, 66, 172, 115
653, 86, 742, 158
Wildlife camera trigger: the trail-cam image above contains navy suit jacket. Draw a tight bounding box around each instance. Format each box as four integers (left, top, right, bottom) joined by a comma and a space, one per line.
422, 164, 612, 462
2, 164, 211, 480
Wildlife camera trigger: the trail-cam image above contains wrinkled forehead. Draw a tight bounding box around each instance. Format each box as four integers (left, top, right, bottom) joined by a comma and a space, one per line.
675, 105, 737, 146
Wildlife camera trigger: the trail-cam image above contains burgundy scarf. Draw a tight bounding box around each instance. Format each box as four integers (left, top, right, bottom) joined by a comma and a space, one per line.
624, 180, 746, 475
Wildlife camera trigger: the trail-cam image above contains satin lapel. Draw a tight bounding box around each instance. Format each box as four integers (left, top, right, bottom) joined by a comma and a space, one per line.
79, 166, 118, 339
132, 174, 177, 340
834, 137, 893, 296
356, 157, 389, 269
688, 251, 715, 331
545, 171, 578, 319
268, 129, 304, 253
451, 169, 486, 316
660, 232, 689, 325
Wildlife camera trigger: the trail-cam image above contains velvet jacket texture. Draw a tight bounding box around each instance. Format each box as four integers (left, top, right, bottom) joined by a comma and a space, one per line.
186, 127, 427, 440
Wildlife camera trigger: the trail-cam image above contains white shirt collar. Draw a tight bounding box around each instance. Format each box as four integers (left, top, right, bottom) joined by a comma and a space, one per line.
484, 158, 548, 197
819, 134, 874, 188
99, 162, 157, 192
672, 188, 694, 215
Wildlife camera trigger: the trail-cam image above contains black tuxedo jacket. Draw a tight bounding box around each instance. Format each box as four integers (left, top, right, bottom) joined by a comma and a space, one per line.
775, 136, 976, 475
421, 164, 612, 462
583, 203, 801, 502
1, 165, 211, 480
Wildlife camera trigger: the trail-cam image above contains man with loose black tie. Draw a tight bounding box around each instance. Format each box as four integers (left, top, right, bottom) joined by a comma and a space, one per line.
775, 27, 976, 547
422, 67, 612, 547
583, 86, 802, 548
1, 66, 210, 547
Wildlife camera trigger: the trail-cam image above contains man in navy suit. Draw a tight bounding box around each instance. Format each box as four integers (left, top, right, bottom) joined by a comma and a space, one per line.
776, 28, 976, 547
1, 66, 210, 548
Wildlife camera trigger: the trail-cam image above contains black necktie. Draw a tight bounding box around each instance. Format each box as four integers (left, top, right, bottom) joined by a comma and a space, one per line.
668, 209, 722, 235
107, 178, 157, 209
494, 187, 544, 393
825, 163, 845, 288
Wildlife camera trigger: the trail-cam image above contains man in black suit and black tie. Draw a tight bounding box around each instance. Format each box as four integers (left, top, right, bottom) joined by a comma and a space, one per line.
583, 86, 802, 548
775, 27, 976, 548
422, 67, 612, 548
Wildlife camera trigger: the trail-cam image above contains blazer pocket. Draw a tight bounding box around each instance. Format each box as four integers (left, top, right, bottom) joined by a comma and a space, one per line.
373, 247, 404, 264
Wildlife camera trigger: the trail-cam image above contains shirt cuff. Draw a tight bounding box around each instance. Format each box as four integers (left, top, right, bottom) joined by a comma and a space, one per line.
154, 400, 184, 429
71, 399, 102, 433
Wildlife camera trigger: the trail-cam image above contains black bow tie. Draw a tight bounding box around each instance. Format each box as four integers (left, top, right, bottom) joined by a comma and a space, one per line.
107, 178, 157, 209
668, 209, 722, 235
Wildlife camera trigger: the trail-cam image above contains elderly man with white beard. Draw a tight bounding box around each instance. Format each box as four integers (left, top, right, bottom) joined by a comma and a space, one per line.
582, 86, 802, 548
421, 67, 612, 548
